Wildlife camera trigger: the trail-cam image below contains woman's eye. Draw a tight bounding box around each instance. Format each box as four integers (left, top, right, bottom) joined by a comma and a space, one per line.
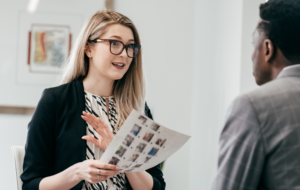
128, 44, 134, 49
112, 41, 119, 46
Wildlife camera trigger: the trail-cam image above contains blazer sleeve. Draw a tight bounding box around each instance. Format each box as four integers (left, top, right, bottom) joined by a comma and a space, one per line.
21, 89, 56, 190
126, 102, 166, 190
212, 95, 265, 190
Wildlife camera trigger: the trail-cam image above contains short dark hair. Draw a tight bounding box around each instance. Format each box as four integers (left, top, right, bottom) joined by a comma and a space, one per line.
258, 0, 300, 62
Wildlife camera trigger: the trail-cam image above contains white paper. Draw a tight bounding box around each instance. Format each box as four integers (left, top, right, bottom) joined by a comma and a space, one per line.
99, 109, 191, 172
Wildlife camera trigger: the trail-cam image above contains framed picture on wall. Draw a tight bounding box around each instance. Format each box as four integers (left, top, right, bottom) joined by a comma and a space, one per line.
0, 0, 105, 108
28, 24, 72, 74
16, 11, 83, 86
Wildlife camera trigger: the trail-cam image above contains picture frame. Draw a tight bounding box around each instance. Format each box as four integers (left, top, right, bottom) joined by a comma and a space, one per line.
27, 24, 71, 74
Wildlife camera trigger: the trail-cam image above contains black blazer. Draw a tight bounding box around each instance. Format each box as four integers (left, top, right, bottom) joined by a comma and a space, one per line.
21, 78, 166, 190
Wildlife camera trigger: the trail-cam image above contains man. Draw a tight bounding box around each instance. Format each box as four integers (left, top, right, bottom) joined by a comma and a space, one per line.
212, 0, 300, 189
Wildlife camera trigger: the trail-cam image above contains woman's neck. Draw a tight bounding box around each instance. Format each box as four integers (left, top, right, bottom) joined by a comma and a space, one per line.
83, 72, 114, 97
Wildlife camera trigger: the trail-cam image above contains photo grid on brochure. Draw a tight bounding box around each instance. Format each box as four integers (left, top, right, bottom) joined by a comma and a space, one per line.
99, 109, 191, 172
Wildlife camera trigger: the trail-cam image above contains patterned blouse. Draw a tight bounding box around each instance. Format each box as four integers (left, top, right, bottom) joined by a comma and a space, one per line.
82, 91, 126, 190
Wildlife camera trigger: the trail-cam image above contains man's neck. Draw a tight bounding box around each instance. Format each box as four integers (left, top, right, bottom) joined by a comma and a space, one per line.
271, 64, 285, 80
270, 54, 291, 80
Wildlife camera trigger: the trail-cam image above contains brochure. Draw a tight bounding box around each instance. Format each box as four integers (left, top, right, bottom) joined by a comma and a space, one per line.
99, 109, 191, 172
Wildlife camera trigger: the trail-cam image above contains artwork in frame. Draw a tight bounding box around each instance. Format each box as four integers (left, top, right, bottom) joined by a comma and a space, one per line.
0, 0, 106, 108
16, 11, 83, 86
28, 24, 71, 74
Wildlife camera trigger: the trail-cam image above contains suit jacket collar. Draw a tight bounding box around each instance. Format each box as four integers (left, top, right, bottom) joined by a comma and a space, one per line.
74, 77, 88, 172
75, 76, 85, 113
277, 64, 300, 79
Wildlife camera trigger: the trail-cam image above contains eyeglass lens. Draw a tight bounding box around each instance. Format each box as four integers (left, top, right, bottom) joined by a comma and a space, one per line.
110, 41, 140, 58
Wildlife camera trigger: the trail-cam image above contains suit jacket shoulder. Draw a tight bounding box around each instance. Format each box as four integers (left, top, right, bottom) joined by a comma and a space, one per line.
214, 73, 300, 190
21, 79, 87, 190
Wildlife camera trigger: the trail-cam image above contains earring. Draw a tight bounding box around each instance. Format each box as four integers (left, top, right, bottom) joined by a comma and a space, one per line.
89, 54, 92, 58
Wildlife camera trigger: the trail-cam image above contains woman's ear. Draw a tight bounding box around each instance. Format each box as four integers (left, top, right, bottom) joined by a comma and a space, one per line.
85, 43, 92, 58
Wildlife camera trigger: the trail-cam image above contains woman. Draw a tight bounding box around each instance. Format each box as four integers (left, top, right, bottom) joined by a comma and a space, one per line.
21, 10, 165, 190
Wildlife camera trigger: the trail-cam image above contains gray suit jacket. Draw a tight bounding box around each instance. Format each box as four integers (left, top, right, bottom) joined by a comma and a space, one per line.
212, 65, 300, 190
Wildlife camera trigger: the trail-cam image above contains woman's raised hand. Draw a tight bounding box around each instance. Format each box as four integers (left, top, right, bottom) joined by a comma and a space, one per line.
75, 160, 120, 184
81, 111, 114, 151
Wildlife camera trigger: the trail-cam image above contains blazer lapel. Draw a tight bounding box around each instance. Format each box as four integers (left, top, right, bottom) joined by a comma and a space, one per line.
75, 77, 87, 161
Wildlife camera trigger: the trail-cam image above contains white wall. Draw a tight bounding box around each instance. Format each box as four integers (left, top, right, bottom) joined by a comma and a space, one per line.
189, 0, 243, 189
114, 1, 194, 189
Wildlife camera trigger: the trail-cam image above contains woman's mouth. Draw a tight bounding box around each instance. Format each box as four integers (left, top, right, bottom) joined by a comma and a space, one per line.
112, 62, 125, 69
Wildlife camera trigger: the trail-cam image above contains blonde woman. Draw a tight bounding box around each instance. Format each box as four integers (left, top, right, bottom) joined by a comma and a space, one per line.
21, 10, 165, 190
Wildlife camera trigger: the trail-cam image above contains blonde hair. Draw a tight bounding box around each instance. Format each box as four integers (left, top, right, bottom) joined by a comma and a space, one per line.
60, 10, 145, 129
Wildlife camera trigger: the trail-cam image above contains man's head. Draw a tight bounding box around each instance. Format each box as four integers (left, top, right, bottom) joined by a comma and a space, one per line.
252, 0, 300, 85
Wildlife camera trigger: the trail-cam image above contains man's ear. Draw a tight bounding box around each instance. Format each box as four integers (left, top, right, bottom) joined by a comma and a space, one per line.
264, 39, 275, 62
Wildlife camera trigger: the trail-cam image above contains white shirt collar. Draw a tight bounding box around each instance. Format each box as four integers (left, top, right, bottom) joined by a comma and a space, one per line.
277, 64, 300, 79
282, 64, 300, 72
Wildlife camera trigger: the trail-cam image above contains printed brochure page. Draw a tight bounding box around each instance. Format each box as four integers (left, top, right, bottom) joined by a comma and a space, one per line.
99, 109, 191, 172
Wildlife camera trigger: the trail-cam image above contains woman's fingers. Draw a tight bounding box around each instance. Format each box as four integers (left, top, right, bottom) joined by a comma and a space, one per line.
90, 174, 118, 183
82, 135, 106, 151
93, 118, 109, 135
84, 160, 120, 173
98, 169, 120, 176
90, 173, 120, 184
81, 112, 113, 139
79, 160, 121, 184
89, 175, 109, 184
81, 113, 99, 127
82, 136, 99, 146
82, 111, 103, 127
81, 111, 114, 151
81, 118, 105, 138
81, 112, 108, 136
90, 160, 119, 170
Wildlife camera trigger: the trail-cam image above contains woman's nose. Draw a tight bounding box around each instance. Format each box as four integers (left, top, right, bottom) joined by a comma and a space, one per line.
119, 48, 128, 58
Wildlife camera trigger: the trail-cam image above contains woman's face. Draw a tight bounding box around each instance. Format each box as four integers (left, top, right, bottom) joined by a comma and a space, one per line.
87, 24, 135, 81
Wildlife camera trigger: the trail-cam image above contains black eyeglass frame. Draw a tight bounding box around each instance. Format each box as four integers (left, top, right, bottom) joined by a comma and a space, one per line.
88, 39, 141, 58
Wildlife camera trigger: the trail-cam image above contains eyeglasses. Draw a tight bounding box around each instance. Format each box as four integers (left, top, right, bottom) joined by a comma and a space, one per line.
88, 39, 141, 58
